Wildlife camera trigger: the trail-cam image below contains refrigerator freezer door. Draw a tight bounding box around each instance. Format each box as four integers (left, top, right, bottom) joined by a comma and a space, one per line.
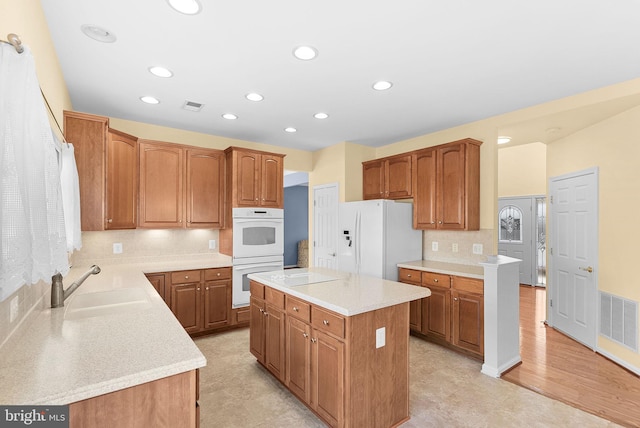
337, 200, 384, 277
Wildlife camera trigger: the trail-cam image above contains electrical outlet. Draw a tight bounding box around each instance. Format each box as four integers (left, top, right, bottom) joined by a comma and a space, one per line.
376, 327, 386, 349
431, 241, 438, 251
452, 243, 459, 253
10, 296, 19, 323
113, 243, 123, 254
472, 244, 483, 255
208, 240, 216, 250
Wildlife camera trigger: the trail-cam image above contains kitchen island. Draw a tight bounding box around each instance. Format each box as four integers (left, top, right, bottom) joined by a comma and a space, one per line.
247, 267, 430, 428
0, 254, 231, 427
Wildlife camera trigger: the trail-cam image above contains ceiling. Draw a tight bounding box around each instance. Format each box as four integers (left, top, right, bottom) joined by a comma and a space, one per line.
41, 0, 640, 152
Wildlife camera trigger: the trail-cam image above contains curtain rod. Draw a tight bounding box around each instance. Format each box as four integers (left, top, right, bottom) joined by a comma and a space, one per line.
0, 33, 24, 53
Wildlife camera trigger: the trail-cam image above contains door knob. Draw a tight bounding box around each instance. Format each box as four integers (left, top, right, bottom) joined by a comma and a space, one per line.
330, 252, 336, 257
579, 266, 594, 273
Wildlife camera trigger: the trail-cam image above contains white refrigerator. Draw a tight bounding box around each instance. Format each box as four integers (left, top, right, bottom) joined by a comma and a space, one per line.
337, 199, 422, 281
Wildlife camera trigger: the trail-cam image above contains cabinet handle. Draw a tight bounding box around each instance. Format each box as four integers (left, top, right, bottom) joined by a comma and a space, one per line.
438, 221, 442, 224
259, 308, 264, 314
303, 333, 308, 338
454, 297, 459, 301
323, 320, 329, 326
206, 287, 209, 290
264, 311, 269, 317
433, 279, 438, 283
197, 288, 200, 291
293, 307, 299, 312
431, 221, 435, 224
407, 274, 411, 278
107, 218, 112, 223
311, 338, 317, 343
217, 272, 221, 277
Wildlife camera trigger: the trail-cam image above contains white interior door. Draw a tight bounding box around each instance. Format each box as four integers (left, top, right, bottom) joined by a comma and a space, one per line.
549, 168, 598, 349
313, 183, 338, 268
498, 197, 534, 285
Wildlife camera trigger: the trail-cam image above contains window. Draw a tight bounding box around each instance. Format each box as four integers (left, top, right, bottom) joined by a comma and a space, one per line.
499, 205, 522, 243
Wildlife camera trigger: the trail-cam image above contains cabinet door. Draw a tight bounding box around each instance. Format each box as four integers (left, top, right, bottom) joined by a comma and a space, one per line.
362, 160, 384, 200
171, 283, 201, 334
204, 280, 231, 330
186, 149, 224, 228
312, 330, 344, 428
452, 290, 484, 356
106, 130, 137, 229
286, 317, 311, 403
139, 142, 184, 228
249, 297, 266, 363
265, 304, 286, 381
437, 143, 466, 230
236, 151, 260, 206
421, 286, 451, 342
260, 154, 283, 208
398, 268, 422, 332
413, 149, 437, 229
145, 273, 167, 303
386, 155, 412, 199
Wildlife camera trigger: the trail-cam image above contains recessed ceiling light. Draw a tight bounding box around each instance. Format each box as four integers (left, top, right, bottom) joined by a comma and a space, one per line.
149, 66, 173, 78
314, 113, 329, 119
284, 127, 297, 133
293, 46, 318, 61
222, 113, 238, 120
166, 0, 202, 14
140, 96, 160, 104
372, 81, 393, 91
497, 136, 511, 145
246, 93, 264, 102
80, 25, 116, 43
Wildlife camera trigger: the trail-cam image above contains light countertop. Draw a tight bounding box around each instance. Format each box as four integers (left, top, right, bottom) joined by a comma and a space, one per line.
248, 267, 431, 316
397, 260, 484, 280
0, 253, 232, 405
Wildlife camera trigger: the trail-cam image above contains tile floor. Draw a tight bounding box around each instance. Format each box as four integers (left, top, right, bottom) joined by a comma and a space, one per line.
195, 329, 620, 427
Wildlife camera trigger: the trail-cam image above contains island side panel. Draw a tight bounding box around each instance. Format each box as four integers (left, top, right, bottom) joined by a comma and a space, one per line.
346, 302, 410, 427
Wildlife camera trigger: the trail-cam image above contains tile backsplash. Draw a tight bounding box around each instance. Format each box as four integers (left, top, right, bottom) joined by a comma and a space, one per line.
422, 229, 494, 265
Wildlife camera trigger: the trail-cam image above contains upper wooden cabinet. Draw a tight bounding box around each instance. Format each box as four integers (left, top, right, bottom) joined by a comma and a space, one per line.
225, 147, 284, 208
139, 140, 224, 228
362, 153, 412, 200
413, 138, 482, 230
63, 111, 138, 231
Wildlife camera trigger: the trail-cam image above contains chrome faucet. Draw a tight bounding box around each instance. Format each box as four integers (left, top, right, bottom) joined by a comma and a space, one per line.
51, 265, 101, 308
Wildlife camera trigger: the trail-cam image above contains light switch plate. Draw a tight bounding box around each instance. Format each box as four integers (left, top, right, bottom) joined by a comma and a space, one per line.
472, 244, 483, 255
209, 240, 216, 250
452, 243, 459, 253
376, 327, 386, 349
431, 241, 438, 252
113, 243, 123, 254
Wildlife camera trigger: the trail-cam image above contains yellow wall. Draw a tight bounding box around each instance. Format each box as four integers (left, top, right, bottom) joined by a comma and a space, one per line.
0, 0, 72, 136
547, 105, 640, 368
498, 142, 547, 197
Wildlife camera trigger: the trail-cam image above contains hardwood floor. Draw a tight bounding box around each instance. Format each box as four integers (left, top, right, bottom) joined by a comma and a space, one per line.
502, 286, 640, 428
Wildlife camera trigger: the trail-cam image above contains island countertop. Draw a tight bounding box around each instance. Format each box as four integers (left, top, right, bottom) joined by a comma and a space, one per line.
248, 267, 431, 316
397, 260, 484, 280
0, 253, 231, 405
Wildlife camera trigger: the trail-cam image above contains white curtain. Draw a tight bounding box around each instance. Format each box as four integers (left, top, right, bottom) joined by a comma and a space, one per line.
0, 44, 70, 301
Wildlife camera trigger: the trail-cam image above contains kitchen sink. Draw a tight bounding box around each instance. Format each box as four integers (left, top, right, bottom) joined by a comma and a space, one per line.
64, 287, 152, 320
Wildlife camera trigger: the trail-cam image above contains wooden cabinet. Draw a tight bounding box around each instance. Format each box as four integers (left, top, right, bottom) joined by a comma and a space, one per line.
225, 147, 284, 208
312, 329, 345, 427
139, 141, 224, 228
249, 281, 286, 381
413, 138, 482, 230
63, 111, 138, 231
144, 272, 169, 304
69, 370, 198, 428
399, 268, 484, 358
362, 153, 412, 200
169, 268, 232, 335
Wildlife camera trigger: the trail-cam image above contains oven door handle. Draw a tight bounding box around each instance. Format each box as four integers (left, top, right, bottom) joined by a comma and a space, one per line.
232, 219, 282, 224
233, 263, 282, 271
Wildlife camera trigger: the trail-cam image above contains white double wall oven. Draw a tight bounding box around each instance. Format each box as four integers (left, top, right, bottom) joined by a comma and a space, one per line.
231, 208, 284, 308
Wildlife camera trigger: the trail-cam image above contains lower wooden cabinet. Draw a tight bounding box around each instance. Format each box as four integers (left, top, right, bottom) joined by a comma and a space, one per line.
153, 267, 232, 335
250, 282, 286, 382
399, 267, 484, 358
312, 330, 345, 427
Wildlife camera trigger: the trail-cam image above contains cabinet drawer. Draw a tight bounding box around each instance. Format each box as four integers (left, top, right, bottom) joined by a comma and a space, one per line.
286, 296, 311, 322
204, 267, 231, 281
452, 276, 484, 295
250, 280, 265, 299
312, 307, 345, 339
398, 268, 421, 284
422, 272, 450, 288
265, 287, 285, 309
171, 270, 202, 284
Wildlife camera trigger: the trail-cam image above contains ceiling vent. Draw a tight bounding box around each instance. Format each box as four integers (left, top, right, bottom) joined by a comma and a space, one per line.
182, 100, 204, 112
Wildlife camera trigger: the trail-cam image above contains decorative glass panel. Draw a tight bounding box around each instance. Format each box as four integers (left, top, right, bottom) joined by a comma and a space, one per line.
499, 205, 522, 243
535, 197, 547, 286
